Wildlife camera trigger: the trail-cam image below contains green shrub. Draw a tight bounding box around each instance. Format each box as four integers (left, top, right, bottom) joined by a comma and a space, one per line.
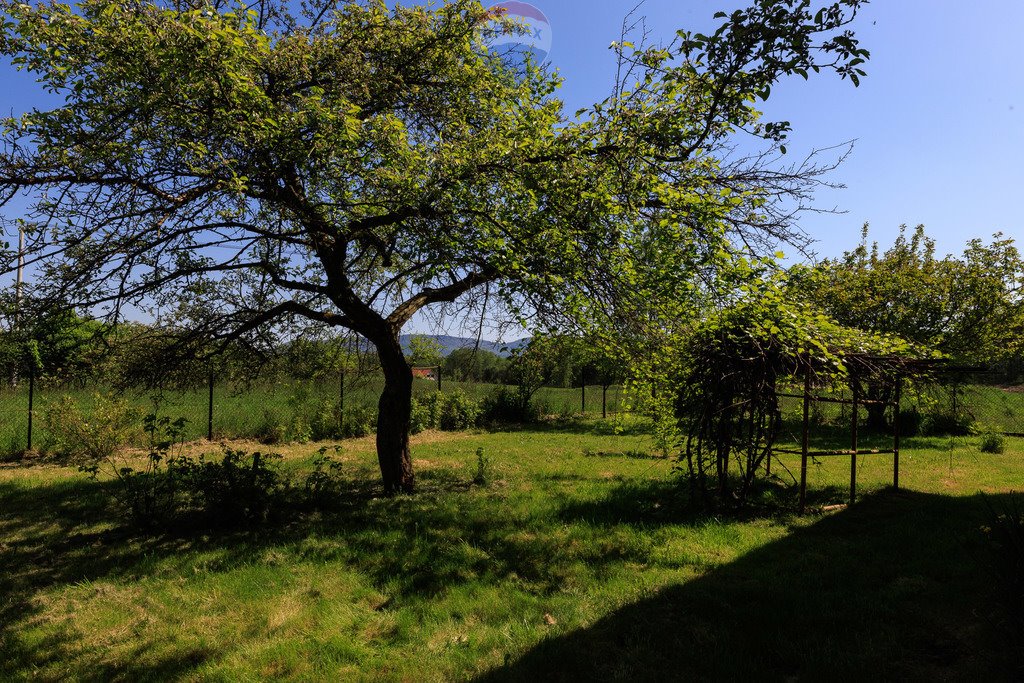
342, 404, 376, 438
897, 407, 923, 436
437, 390, 480, 430
303, 445, 345, 506
980, 432, 1006, 454
254, 410, 288, 444
310, 399, 342, 440
410, 397, 430, 434
172, 448, 289, 525
480, 386, 542, 424
410, 391, 481, 432
80, 413, 189, 522
472, 446, 491, 486
42, 394, 141, 462
289, 415, 312, 444
922, 410, 976, 436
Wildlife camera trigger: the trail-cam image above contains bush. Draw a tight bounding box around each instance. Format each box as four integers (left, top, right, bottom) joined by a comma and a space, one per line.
922, 410, 977, 436
289, 415, 312, 444
342, 404, 377, 438
410, 390, 481, 431
437, 390, 480, 430
303, 445, 345, 506
980, 432, 1006, 454
254, 410, 289, 444
81, 413, 348, 527
480, 386, 542, 424
171, 448, 290, 525
42, 393, 141, 462
897, 407, 924, 437
80, 413, 189, 521
472, 447, 491, 486
310, 399, 342, 440
410, 397, 431, 434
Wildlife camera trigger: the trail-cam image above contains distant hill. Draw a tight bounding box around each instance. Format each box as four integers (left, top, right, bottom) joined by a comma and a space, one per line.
399, 334, 528, 358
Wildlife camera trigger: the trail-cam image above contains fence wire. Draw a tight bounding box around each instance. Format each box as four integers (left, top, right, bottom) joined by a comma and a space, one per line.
0, 375, 628, 459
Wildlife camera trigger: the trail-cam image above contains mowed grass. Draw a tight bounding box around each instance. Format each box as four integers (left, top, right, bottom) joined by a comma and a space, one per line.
1, 422, 1022, 681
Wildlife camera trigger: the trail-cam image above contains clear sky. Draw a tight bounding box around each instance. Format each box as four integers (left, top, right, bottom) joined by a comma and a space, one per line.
1, 1, 1022, 336
523, 0, 1024, 259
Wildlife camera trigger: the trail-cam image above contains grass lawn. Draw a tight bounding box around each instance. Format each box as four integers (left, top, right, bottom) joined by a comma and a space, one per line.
1, 422, 1021, 681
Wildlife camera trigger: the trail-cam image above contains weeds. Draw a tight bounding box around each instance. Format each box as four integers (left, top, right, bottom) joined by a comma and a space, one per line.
472, 446, 492, 486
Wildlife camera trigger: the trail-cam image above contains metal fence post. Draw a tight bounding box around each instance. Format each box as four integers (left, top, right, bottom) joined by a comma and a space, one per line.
850, 381, 858, 506
580, 369, 586, 414
207, 369, 214, 441
799, 370, 810, 515
27, 364, 34, 451
893, 379, 901, 490
339, 367, 345, 436
436, 365, 441, 392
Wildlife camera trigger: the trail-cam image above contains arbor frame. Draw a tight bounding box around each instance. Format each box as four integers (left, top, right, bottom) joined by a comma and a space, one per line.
769, 355, 943, 514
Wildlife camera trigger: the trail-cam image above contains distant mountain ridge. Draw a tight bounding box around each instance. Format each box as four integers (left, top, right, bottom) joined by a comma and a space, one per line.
399, 334, 528, 358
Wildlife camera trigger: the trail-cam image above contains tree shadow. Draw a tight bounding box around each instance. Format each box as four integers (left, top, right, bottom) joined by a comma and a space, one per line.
0, 472, 701, 676
4, 471, 1019, 680
482, 417, 655, 438
479, 489, 1021, 681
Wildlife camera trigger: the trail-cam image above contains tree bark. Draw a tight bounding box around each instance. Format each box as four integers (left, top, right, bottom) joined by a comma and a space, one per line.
375, 333, 415, 494
865, 381, 891, 432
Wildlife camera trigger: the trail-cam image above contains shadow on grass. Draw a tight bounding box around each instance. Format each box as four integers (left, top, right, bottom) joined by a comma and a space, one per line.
481, 417, 656, 438
0, 469, 682, 677
480, 489, 1021, 682
1, 469, 1019, 680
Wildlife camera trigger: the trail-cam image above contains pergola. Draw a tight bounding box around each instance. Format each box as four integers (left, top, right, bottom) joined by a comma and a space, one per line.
768, 354, 944, 514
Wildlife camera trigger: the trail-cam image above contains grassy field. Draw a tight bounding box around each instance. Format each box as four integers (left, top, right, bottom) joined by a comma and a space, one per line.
1, 420, 1022, 681
0, 379, 627, 456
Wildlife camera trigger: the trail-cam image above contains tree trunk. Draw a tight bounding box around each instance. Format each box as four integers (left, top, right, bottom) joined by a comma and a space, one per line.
865, 381, 891, 432
375, 335, 415, 494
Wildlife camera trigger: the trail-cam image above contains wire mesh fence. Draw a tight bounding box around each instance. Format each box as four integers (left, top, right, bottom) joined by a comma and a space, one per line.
774, 371, 1024, 441
0, 373, 629, 459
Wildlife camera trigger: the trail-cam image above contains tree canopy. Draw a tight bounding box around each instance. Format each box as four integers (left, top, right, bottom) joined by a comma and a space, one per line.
790, 225, 1024, 366
0, 0, 869, 492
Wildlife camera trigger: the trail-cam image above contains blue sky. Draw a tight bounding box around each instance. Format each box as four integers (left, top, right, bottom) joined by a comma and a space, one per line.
1, 1, 1022, 337
533, 0, 1024, 259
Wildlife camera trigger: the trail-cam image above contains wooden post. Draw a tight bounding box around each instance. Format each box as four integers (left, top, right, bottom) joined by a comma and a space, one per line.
207, 369, 214, 441
850, 380, 858, 506
893, 379, 901, 490
602, 384, 608, 419
27, 364, 34, 451
436, 365, 441, 392
799, 370, 810, 515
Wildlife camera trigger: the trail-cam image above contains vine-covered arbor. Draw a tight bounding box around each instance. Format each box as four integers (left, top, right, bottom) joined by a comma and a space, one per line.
770, 354, 943, 514
673, 303, 943, 510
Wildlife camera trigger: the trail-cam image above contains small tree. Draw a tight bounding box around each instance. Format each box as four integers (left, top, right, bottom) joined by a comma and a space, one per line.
406, 335, 444, 370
